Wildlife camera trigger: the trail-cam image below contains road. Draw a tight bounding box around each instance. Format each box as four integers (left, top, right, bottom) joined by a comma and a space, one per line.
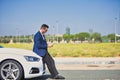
25, 70, 120, 80
25, 57, 120, 80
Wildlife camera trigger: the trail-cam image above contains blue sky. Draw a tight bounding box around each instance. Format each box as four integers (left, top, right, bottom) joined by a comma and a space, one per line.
0, 0, 120, 36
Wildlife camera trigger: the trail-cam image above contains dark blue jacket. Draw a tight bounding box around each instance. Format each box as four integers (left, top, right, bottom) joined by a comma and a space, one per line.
33, 31, 48, 57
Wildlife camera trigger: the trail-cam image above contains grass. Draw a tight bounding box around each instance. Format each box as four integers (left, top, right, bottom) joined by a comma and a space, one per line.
0, 43, 120, 57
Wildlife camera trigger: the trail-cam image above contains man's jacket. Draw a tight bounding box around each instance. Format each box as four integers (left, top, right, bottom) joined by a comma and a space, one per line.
33, 31, 48, 57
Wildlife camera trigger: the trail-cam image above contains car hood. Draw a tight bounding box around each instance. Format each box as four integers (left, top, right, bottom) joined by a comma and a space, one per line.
0, 48, 40, 58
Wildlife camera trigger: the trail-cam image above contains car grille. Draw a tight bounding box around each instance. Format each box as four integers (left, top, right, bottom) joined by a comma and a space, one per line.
29, 67, 39, 74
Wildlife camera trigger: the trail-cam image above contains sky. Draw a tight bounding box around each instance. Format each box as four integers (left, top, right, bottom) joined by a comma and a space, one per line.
0, 0, 120, 36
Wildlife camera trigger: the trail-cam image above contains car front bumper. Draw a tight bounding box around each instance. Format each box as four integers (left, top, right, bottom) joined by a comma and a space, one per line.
22, 59, 44, 79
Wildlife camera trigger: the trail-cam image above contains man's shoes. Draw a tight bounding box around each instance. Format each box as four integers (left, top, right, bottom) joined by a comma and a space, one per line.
53, 75, 65, 79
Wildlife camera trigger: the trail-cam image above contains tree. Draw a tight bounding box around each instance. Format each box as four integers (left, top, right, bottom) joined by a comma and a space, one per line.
101, 36, 109, 42
77, 32, 90, 42
58, 37, 62, 43
91, 32, 102, 42
70, 34, 76, 41
63, 34, 71, 43
107, 33, 119, 42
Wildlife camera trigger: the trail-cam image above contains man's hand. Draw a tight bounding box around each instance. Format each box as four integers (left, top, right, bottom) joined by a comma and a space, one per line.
48, 43, 54, 48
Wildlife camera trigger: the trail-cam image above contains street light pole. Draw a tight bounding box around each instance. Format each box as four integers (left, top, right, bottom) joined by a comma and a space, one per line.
56, 21, 59, 43
114, 18, 117, 43
53, 26, 55, 42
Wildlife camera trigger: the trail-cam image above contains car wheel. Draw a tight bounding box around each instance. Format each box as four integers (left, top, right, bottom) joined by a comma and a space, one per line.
0, 60, 24, 80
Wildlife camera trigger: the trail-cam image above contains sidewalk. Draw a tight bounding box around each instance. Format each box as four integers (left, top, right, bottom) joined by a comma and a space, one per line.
53, 57, 120, 70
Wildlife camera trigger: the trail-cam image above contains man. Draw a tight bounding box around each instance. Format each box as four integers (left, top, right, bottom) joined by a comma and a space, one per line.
33, 24, 65, 79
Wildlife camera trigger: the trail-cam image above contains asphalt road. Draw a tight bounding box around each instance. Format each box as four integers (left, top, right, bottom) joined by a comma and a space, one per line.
25, 58, 120, 80
25, 70, 120, 80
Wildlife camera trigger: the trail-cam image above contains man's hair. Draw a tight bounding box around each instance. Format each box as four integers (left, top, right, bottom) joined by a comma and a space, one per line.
41, 24, 49, 29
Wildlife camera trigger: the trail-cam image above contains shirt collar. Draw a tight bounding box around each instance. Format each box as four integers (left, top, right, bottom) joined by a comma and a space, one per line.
39, 31, 45, 40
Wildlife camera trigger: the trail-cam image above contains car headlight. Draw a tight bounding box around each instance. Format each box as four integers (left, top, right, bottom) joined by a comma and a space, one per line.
24, 56, 40, 62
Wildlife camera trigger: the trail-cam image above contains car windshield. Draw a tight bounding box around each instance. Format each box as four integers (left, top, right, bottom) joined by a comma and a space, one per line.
0, 45, 3, 48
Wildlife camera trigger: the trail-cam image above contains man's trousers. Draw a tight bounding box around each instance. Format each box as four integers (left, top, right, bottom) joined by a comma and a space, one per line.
42, 51, 59, 76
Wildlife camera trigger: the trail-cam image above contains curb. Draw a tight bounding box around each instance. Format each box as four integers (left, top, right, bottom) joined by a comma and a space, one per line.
54, 57, 120, 70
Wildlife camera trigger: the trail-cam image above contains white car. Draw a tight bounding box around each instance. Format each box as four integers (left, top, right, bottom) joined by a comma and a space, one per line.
0, 48, 44, 80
